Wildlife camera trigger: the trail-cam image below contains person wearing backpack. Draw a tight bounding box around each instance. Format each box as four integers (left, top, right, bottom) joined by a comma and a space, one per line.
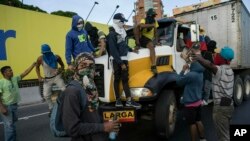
62, 52, 120, 141
35, 44, 66, 116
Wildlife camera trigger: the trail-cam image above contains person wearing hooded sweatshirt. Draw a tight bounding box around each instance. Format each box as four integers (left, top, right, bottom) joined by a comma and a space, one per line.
135, 8, 160, 75
85, 22, 106, 57
0, 62, 36, 141
107, 13, 141, 109
176, 46, 207, 141
65, 15, 95, 70
36, 44, 65, 115
193, 46, 234, 141
62, 52, 120, 141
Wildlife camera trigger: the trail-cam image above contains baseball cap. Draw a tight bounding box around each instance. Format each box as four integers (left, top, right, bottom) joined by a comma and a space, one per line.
220, 46, 234, 61
147, 8, 157, 16
41, 44, 51, 53
113, 13, 128, 22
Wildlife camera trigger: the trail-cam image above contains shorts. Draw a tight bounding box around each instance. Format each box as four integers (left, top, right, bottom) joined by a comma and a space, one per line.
139, 35, 153, 48
183, 106, 201, 125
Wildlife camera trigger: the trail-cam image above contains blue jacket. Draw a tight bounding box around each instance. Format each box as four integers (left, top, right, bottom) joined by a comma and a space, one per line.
65, 15, 95, 65
176, 62, 205, 105
107, 29, 132, 65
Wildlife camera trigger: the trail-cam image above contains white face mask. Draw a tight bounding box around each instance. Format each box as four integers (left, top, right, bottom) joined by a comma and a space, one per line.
117, 21, 125, 28
77, 23, 84, 31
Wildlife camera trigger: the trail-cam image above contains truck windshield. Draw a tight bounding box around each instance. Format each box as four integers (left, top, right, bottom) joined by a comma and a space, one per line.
158, 23, 175, 46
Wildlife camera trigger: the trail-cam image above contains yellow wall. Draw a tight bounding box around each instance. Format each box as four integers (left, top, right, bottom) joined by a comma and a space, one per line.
0, 5, 109, 79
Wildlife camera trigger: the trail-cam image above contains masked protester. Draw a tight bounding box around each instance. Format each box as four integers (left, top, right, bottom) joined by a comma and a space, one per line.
85, 22, 106, 57
135, 8, 160, 75
35, 44, 66, 116
62, 52, 120, 141
65, 15, 95, 70
107, 13, 141, 108
193, 46, 235, 141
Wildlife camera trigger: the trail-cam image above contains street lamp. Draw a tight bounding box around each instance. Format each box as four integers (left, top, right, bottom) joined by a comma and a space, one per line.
127, 10, 136, 22
85, 1, 99, 21
107, 5, 120, 25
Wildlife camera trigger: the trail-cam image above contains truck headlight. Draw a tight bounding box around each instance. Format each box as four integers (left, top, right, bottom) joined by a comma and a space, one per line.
122, 88, 154, 98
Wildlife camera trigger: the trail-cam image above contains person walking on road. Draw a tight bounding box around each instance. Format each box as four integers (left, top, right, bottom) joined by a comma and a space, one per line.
193, 46, 235, 141
35, 44, 65, 115
65, 15, 95, 70
62, 52, 120, 141
0, 62, 36, 141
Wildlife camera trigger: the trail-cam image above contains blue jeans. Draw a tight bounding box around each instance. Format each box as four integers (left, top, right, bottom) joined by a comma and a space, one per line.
0, 103, 18, 141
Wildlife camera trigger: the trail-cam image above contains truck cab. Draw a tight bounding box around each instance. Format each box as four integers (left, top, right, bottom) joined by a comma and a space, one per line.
96, 18, 199, 138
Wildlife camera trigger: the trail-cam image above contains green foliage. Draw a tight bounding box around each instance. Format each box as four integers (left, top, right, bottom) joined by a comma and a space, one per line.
51, 10, 78, 18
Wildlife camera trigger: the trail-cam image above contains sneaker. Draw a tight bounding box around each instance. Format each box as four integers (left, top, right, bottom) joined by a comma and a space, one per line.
115, 99, 124, 107
151, 65, 158, 75
126, 100, 142, 109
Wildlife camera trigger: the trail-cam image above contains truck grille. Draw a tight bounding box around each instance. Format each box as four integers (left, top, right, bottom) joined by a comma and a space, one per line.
94, 64, 105, 97
156, 56, 169, 66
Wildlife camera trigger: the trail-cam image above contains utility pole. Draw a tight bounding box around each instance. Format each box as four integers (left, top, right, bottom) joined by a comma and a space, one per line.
86, 1, 99, 21
107, 5, 120, 25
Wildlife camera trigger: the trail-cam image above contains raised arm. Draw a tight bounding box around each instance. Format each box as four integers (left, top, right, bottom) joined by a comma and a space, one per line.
192, 54, 218, 75
20, 62, 36, 79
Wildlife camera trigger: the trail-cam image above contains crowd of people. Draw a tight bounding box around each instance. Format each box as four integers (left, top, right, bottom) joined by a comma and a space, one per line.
0, 8, 236, 141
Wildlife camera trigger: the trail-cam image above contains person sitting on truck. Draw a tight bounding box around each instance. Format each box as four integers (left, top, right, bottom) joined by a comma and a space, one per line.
201, 40, 217, 105
35, 44, 66, 116
134, 8, 160, 75
0, 62, 36, 141
107, 13, 141, 108
65, 15, 95, 70
62, 52, 120, 141
176, 45, 207, 141
85, 22, 106, 57
193, 46, 234, 141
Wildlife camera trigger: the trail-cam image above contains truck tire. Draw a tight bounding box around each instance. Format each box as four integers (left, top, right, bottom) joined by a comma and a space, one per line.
233, 75, 244, 106
155, 90, 177, 139
243, 75, 250, 100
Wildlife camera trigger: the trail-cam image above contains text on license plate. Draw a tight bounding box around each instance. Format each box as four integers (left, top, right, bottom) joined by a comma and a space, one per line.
103, 110, 135, 122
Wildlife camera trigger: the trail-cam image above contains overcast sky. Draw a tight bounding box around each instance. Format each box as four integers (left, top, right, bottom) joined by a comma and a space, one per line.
21, 0, 250, 25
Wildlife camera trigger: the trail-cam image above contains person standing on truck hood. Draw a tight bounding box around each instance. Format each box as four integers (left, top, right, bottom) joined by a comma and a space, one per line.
62, 52, 120, 141
135, 8, 160, 75
193, 46, 234, 141
35, 44, 66, 116
0, 62, 36, 141
65, 15, 95, 70
176, 45, 207, 141
107, 13, 141, 108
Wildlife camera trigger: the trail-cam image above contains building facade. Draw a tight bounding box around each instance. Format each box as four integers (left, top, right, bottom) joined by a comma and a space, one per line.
133, 0, 164, 25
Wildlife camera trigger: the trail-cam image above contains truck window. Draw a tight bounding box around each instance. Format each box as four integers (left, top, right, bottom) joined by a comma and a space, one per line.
157, 23, 174, 46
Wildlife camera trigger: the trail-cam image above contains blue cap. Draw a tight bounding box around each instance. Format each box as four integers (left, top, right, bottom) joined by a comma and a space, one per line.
113, 13, 128, 22
41, 44, 51, 53
220, 46, 234, 60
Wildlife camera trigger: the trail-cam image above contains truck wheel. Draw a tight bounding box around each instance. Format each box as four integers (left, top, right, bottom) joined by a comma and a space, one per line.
243, 75, 250, 100
233, 75, 244, 106
155, 90, 177, 139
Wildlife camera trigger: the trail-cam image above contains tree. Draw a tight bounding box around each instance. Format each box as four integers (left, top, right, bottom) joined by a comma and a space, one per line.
51, 10, 78, 18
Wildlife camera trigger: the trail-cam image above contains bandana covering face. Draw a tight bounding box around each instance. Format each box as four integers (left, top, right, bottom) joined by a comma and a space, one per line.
213, 53, 230, 65
74, 52, 99, 112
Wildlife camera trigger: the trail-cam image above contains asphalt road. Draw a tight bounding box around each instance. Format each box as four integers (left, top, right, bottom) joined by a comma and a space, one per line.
0, 99, 250, 141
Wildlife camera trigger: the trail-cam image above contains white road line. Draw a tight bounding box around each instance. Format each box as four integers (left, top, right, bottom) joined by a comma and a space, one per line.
0, 112, 49, 124
19, 102, 47, 109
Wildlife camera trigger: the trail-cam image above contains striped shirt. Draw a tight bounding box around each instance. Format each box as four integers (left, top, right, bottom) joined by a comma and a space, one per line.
212, 65, 234, 105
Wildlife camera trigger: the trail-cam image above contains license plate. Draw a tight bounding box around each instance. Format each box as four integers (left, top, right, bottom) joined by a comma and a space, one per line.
103, 110, 135, 123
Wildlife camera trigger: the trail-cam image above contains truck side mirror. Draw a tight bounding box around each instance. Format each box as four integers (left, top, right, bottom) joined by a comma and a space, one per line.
190, 24, 200, 42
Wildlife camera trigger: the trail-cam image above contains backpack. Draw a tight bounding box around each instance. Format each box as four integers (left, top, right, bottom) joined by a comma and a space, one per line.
50, 80, 86, 137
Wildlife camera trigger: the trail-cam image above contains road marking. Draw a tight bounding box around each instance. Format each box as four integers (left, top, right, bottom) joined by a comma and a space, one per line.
19, 102, 47, 109
0, 112, 49, 124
